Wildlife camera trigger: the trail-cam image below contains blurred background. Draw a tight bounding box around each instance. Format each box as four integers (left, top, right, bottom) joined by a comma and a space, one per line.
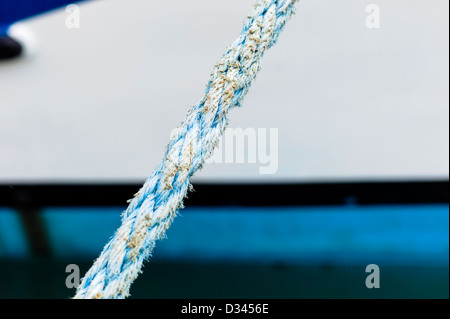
0, 0, 448, 298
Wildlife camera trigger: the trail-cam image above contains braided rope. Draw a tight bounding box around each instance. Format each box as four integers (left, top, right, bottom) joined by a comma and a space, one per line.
74, 0, 298, 299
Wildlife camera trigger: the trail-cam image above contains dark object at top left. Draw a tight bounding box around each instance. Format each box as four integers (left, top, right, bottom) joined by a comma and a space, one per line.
0, 36, 23, 60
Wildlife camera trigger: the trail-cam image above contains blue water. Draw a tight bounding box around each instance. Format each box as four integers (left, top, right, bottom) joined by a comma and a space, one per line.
1, 204, 448, 266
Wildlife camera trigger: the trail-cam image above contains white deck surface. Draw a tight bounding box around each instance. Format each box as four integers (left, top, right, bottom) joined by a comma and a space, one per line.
0, 0, 448, 183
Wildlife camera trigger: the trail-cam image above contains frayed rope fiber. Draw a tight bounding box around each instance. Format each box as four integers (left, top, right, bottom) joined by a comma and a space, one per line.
74, 0, 299, 299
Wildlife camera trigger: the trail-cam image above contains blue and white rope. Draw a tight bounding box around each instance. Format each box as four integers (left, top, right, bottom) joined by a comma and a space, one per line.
74, 0, 298, 299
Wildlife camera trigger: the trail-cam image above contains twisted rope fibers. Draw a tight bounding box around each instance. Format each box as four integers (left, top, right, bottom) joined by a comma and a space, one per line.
74, 0, 298, 299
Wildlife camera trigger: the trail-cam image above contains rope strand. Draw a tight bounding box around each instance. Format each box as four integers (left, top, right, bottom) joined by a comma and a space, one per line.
74, 0, 298, 299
